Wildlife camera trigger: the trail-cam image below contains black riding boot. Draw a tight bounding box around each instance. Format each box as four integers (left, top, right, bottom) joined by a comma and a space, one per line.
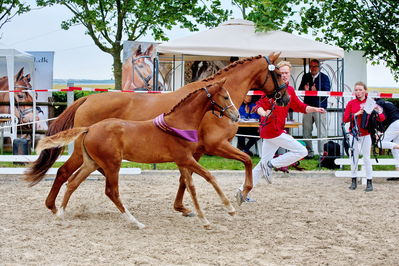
349, 177, 357, 190
365, 179, 373, 192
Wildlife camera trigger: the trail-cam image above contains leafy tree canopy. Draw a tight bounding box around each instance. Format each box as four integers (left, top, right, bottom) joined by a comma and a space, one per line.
0, 0, 30, 32
254, 0, 399, 81
36, 0, 230, 88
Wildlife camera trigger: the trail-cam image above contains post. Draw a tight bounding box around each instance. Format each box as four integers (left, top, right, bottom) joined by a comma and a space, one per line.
153, 57, 159, 91
66, 81, 74, 154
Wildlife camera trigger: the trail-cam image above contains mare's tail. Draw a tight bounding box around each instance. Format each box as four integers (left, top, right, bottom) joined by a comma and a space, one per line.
24, 97, 88, 186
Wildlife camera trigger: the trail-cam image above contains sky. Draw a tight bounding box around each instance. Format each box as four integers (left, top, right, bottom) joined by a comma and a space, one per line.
0, 1, 398, 88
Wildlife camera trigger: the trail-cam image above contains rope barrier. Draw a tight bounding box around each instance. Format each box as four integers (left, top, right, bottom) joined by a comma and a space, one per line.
235, 133, 343, 141
1, 87, 399, 99
0, 117, 56, 130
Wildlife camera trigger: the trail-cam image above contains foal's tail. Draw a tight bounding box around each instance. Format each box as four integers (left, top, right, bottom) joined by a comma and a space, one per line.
24, 97, 88, 186
25, 127, 89, 186
35, 127, 89, 154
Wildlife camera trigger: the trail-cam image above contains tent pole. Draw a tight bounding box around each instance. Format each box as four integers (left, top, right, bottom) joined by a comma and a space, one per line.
6, 54, 17, 141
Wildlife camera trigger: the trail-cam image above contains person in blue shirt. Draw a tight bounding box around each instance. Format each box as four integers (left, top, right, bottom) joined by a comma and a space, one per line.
237, 95, 260, 156
299, 59, 331, 158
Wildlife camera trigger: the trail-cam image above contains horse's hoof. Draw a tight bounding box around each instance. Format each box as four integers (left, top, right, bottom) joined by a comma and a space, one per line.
182, 212, 195, 217
234, 190, 244, 206
56, 208, 65, 219
228, 211, 236, 216
49, 207, 58, 214
203, 224, 211, 230
136, 223, 146, 229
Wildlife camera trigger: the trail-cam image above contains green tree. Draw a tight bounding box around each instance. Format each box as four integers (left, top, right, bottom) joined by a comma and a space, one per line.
36, 0, 230, 89
231, 0, 257, 19
0, 1, 30, 31
255, 0, 399, 81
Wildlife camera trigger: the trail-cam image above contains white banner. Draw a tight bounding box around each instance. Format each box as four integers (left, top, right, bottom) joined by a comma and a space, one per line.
27, 51, 54, 130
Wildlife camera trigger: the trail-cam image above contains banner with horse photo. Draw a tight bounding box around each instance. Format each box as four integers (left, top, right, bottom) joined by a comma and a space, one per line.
0, 51, 52, 146
122, 41, 167, 91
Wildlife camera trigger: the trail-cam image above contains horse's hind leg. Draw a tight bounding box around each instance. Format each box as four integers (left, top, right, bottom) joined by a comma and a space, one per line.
174, 167, 194, 217
103, 169, 145, 229
45, 147, 83, 214
174, 153, 203, 217
57, 161, 97, 219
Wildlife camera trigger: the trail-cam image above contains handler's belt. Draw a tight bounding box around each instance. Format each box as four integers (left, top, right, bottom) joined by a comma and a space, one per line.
153, 113, 199, 142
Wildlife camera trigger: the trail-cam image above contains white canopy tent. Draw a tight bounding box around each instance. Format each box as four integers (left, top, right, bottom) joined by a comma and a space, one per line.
0, 47, 35, 141
157, 19, 344, 61
157, 19, 344, 92
156, 19, 346, 145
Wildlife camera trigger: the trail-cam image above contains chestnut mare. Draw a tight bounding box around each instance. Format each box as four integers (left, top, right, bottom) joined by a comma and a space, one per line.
25, 53, 289, 215
121, 44, 165, 91
35, 80, 239, 229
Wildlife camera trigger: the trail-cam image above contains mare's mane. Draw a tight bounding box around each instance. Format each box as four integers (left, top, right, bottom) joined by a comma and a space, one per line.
165, 84, 214, 116
201, 55, 262, 82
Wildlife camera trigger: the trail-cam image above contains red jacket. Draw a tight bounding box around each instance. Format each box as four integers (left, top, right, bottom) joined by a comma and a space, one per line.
256, 85, 308, 139
343, 97, 385, 136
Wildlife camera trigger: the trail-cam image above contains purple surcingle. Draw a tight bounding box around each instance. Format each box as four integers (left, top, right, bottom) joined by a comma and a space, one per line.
153, 113, 198, 142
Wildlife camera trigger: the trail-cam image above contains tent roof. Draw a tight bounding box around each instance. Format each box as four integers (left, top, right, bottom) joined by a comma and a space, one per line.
0, 45, 34, 62
158, 19, 344, 60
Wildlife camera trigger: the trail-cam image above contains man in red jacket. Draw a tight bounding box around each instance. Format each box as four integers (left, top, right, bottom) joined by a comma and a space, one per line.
236, 61, 326, 204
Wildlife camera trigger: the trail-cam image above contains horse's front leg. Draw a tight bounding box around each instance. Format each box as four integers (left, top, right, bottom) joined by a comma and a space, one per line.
206, 140, 254, 206
179, 166, 210, 229
174, 153, 203, 217
180, 158, 236, 228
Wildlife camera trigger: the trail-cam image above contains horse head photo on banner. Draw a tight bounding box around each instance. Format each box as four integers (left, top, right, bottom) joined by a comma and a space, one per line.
0, 67, 48, 133
122, 42, 166, 91
190, 60, 229, 82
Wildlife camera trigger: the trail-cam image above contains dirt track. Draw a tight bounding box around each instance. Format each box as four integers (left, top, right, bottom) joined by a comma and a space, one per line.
1, 171, 398, 265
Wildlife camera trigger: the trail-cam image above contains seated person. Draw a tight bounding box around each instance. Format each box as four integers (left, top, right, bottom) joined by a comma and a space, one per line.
237, 95, 260, 156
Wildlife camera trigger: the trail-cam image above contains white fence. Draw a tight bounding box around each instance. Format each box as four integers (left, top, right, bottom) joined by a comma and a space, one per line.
0, 155, 141, 175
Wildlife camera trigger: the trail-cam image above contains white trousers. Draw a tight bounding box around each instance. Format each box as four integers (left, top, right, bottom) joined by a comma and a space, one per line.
349, 134, 372, 180
240, 133, 307, 190
380, 120, 399, 167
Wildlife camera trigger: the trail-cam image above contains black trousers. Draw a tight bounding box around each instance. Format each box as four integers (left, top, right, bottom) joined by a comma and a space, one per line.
237, 127, 259, 152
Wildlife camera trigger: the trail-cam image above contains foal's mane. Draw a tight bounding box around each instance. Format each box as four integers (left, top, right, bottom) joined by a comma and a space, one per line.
165, 85, 213, 116
201, 55, 262, 82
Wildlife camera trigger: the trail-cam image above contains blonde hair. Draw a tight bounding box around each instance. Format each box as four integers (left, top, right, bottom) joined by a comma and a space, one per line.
277, 61, 292, 69
354, 81, 367, 91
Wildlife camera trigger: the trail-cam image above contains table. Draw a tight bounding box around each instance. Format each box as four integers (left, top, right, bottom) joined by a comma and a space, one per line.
238, 120, 302, 129
236, 120, 302, 156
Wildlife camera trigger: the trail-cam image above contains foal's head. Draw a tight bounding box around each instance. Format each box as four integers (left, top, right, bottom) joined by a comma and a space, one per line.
204, 79, 240, 122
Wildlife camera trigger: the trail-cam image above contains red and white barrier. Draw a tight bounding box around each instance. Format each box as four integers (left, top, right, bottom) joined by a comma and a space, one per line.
1, 86, 399, 99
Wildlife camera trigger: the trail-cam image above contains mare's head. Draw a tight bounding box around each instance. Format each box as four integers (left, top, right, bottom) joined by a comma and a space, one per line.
122, 44, 165, 91
257, 52, 290, 107
14, 67, 34, 102
204, 79, 240, 122
0, 67, 34, 112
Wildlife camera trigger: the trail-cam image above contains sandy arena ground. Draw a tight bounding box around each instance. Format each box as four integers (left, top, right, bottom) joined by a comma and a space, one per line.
1, 171, 398, 265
